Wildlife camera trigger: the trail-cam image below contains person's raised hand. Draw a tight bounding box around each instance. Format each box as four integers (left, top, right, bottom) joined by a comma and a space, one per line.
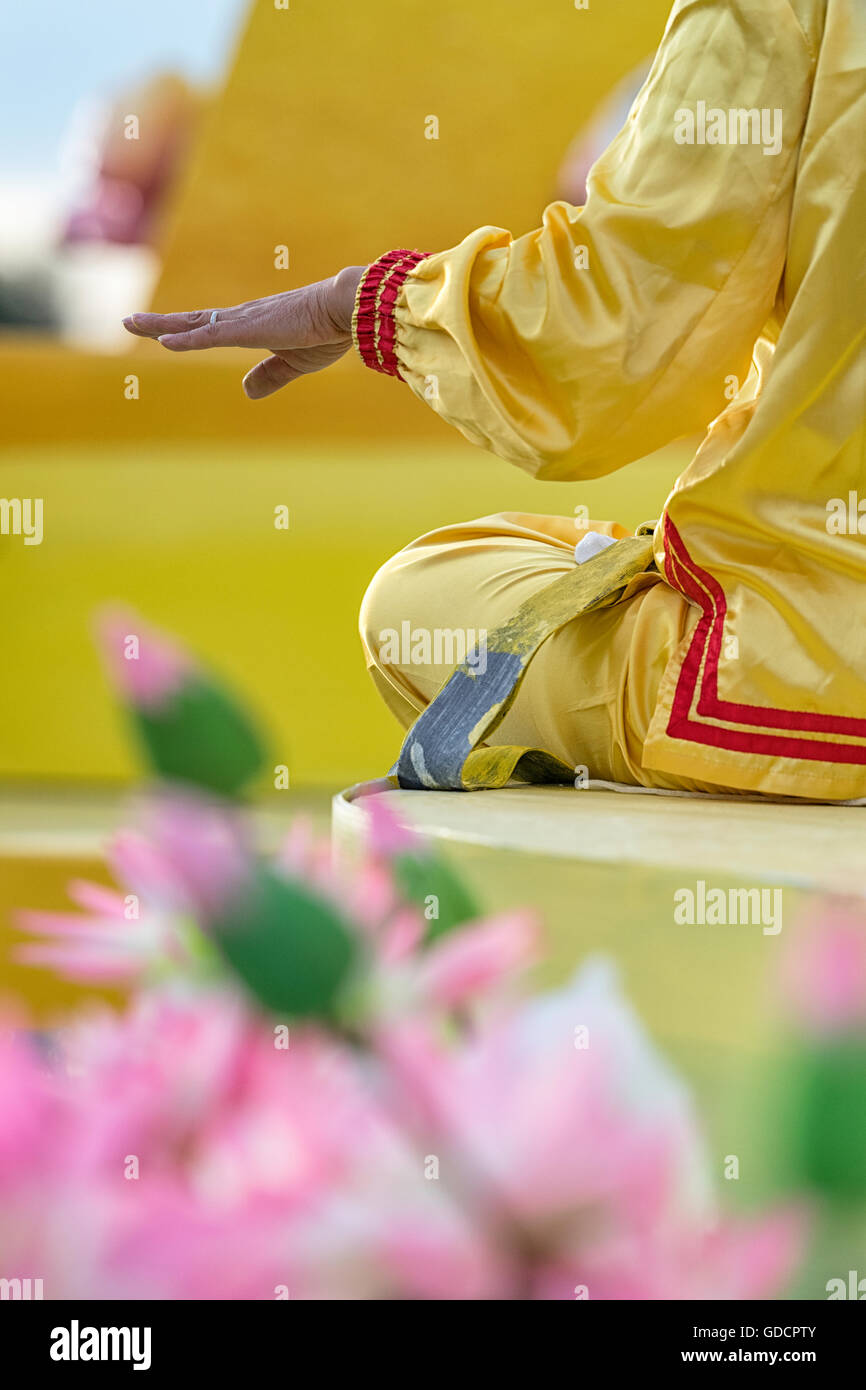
122, 266, 366, 399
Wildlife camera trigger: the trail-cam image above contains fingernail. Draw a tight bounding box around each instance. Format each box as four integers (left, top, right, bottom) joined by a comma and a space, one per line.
157, 335, 170, 345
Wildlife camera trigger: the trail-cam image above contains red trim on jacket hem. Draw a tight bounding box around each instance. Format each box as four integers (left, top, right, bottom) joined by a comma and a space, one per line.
661, 514, 866, 763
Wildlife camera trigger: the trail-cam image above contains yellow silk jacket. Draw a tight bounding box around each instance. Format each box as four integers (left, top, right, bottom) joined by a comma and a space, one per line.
355, 0, 866, 801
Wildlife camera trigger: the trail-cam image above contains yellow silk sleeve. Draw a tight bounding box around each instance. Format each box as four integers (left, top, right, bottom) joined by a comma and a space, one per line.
391, 0, 818, 481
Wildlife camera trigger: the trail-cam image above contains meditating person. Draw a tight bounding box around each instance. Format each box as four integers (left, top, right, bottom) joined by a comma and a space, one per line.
124, 0, 866, 800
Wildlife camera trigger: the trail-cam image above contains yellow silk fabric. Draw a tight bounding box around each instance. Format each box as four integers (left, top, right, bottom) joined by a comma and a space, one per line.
387, 0, 866, 799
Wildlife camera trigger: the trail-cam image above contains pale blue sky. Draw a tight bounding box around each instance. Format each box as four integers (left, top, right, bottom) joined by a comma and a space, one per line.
0, 0, 247, 173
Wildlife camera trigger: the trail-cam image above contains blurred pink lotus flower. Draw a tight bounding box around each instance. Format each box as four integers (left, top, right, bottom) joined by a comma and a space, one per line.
15, 878, 176, 985
378, 959, 802, 1300
276, 797, 534, 1009
781, 902, 866, 1037
14, 794, 536, 1022
277, 800, 538, 1017
0, 963, 800, 1300
128, 792, 252, 922
14, 793, 251, 986
0, 994, 501, 1300
94, 605, 266, 799
276, 810, 415, 946
7, 793, 800, 1300
96, 607, 196, 713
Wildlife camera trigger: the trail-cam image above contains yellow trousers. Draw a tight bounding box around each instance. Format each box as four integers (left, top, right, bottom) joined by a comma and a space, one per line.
360, 511, 741, 795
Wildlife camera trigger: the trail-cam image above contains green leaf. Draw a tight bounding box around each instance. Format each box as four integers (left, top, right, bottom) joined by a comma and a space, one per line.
782, 1037, 866, 1201
391, 849, 479, 943
134, 676, 265, 797
211, 867, 360, 1019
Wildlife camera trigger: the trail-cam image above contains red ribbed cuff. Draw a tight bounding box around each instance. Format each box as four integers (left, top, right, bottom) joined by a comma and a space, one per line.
352, 248, 429, 377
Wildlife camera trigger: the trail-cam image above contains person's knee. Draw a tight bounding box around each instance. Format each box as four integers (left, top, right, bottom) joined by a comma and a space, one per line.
359, 548, 437, 726
359, 550, 405, 669
360, 537, 468, 708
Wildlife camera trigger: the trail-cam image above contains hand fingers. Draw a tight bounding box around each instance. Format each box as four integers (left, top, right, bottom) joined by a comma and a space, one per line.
122, 305, 266, 351
122, 309, 237, 339
242, 355, 300, 399
242, 341, 353, 398
123, 309, 227, 339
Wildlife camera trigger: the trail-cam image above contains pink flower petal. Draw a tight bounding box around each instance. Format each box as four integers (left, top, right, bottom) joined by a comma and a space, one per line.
15, 910, 123, 941
14, 943, 135, 982
95, 605, 196, 712
419, 912, 538, 1006
137, 792, 252, 921
66, 879, 127, 917
364, 794, 420, 858
781, 905, 866, 1036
